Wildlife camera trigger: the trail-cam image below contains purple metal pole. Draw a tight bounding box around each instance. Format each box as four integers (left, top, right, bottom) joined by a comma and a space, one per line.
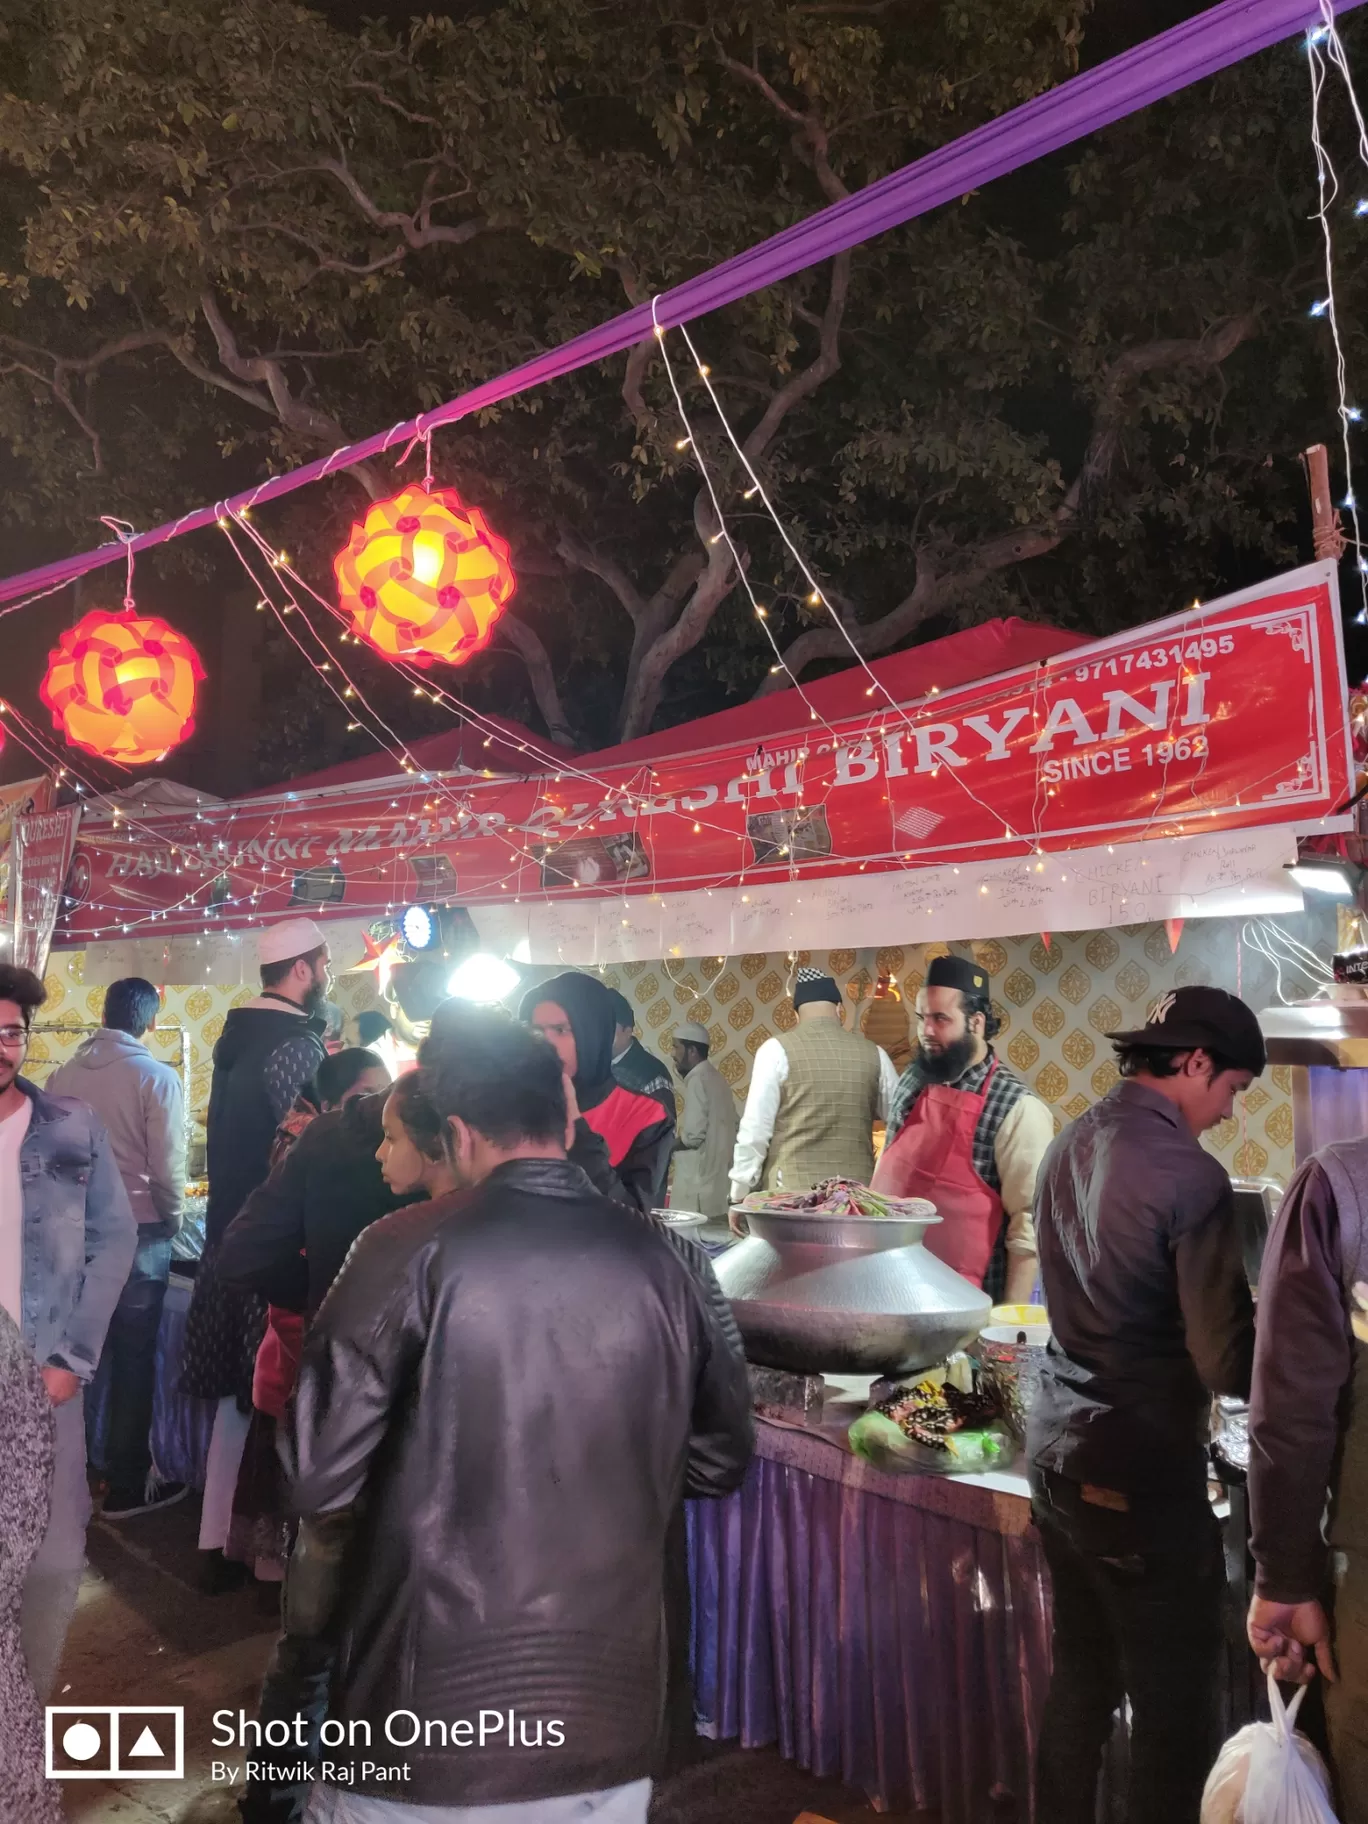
0, 0, 1358, 608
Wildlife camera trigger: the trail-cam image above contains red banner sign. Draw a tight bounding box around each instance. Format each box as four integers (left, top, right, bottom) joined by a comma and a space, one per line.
0, 776, 51, 936
55, 565, 1351, 945
17, 806, 81, 974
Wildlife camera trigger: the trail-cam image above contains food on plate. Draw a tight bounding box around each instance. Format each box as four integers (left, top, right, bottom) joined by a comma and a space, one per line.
876, 1374, 1001, 1452
848, 1355, 1011, 1472
737, 1177, 934, 1220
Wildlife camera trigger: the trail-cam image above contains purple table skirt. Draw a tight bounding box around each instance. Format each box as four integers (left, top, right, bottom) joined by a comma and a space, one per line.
143, 1295, 1052, 1819
687, 1423, 1050, 1822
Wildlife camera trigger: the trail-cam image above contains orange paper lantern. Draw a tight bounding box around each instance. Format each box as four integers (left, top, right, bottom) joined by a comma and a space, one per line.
334, 483, 515, 668
41, 608, 204, 765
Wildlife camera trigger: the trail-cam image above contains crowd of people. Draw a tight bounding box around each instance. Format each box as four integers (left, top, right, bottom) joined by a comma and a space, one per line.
3, 921, 1368, 1822
0, 926, 766, 1823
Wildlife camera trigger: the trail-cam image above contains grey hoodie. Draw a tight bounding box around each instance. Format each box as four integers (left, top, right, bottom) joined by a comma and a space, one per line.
48, 1030, 185, 1235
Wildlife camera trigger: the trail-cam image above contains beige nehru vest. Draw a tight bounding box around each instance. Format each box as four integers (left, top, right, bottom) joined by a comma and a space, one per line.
760, 1020, 884, 1194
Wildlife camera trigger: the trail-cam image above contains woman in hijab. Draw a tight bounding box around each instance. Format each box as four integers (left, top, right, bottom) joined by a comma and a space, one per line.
0, 1305, 63, 1822
521, 972, 675, 1213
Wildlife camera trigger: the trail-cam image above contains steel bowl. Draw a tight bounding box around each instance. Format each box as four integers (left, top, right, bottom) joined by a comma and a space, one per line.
653, 1209, 708, 1231
715, 1202, 991, 1376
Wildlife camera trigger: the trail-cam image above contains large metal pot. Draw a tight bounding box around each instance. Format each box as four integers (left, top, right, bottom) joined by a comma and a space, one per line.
715, 1204, 991, 1376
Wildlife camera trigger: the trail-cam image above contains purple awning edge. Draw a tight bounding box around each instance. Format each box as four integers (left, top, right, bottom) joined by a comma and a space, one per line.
0, 0, 1358, 609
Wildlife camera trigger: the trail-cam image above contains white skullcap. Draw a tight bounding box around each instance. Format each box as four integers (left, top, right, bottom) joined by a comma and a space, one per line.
676, 1022, 711, 1045
257, 917, 328, 966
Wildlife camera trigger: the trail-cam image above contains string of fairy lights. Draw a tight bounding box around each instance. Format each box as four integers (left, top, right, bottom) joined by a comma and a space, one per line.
1308, 9, 1368, 623
0, 19, 1361, 969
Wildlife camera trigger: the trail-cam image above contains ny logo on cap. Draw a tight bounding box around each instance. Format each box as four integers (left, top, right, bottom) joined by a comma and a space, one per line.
1148, 991, 1178, 1025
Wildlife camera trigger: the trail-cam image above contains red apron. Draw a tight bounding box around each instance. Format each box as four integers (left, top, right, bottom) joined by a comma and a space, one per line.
871, 1059, 1004, 1288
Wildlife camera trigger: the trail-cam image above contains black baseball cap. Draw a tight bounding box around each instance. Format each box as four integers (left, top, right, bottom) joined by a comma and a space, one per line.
1109, 986, 1266, 1075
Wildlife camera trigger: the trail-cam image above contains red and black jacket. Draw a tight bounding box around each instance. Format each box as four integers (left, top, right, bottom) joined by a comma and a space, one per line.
524, 971, 676, 1214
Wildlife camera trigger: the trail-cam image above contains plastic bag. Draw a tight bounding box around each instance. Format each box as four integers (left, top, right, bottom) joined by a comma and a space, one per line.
847, 1408, 1010, 1476
849, 1354, 1013, 1476
1200, 1674, 1338, 1824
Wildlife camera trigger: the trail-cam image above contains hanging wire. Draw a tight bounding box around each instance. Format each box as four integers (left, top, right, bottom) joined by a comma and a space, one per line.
1241, 914, 1334, 1004
1307, 20, 1368, 621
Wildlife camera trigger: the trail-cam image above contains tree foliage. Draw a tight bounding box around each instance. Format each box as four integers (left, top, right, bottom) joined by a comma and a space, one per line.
0, 0, 1360, 768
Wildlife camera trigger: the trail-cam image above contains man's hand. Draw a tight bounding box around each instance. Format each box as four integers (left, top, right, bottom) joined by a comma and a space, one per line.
1247, 1595, 1336, 1685
1351, 1279, 1368, 1344
728, 1198, 749, 1238
562, 1071, 581, 1152
41, 1365, 81, 1407
1003, 1254, 1039, 1307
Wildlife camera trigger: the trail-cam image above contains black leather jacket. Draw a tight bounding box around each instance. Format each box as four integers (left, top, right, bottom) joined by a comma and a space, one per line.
218, 1092, 415, 1316
284, 1157, 753, 1806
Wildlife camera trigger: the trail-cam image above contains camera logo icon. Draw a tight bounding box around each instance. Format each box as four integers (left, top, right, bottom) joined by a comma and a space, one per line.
45, 1706, 184, 1779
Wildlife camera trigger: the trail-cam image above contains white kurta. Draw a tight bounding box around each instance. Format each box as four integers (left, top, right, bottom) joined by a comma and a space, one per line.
670, 1061, 739, 1219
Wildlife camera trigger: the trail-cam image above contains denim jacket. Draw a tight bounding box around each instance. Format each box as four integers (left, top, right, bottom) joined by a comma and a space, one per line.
15, 1077, 137, 1380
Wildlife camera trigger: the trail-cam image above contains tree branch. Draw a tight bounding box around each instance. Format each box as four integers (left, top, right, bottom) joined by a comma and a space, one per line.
312, 155, 487, 252
229, 219, 411, 278
716, 51, 848, 207
195, 292, 384, 497
623, 337, 653, 425
764, 312, 1261, 688
492, 615, 575, 747
343, 77, 445, 131
0, 328, 175, 471
744, 249, 851, 464
594, 64, 854, 736
554, 528, 647, 624
618, 497, 739, 740
714, 55, 852, 467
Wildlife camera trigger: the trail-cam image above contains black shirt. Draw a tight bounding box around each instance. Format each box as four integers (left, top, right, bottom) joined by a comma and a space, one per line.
219, 1092, 413, 1315
1029, 1080, 1254, 1495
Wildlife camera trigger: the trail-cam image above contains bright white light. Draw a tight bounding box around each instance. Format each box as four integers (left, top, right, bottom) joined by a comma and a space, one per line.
411, 530, 445, 586
401, 903, 435, 950
447, 953, 520, 1003
1289, 863, 1354, 898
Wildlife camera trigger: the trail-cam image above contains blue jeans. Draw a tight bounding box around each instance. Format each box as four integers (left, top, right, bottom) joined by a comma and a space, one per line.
86, 1233, 172, 1490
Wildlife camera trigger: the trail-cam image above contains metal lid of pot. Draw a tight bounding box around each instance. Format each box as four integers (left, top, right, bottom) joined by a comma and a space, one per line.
1257, 996, 1368, 1068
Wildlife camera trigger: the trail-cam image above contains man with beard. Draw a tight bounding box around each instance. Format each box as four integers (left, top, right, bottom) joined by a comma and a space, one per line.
188, 918, 331, 1590
205, 919, 333, 1255
873, 954, 1050, 1303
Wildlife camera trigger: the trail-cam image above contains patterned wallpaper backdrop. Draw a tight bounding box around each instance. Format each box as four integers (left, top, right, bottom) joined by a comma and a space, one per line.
28, 906, 1331, 1186
512, 906, 1333, 1189
22, 955, 385, 1153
